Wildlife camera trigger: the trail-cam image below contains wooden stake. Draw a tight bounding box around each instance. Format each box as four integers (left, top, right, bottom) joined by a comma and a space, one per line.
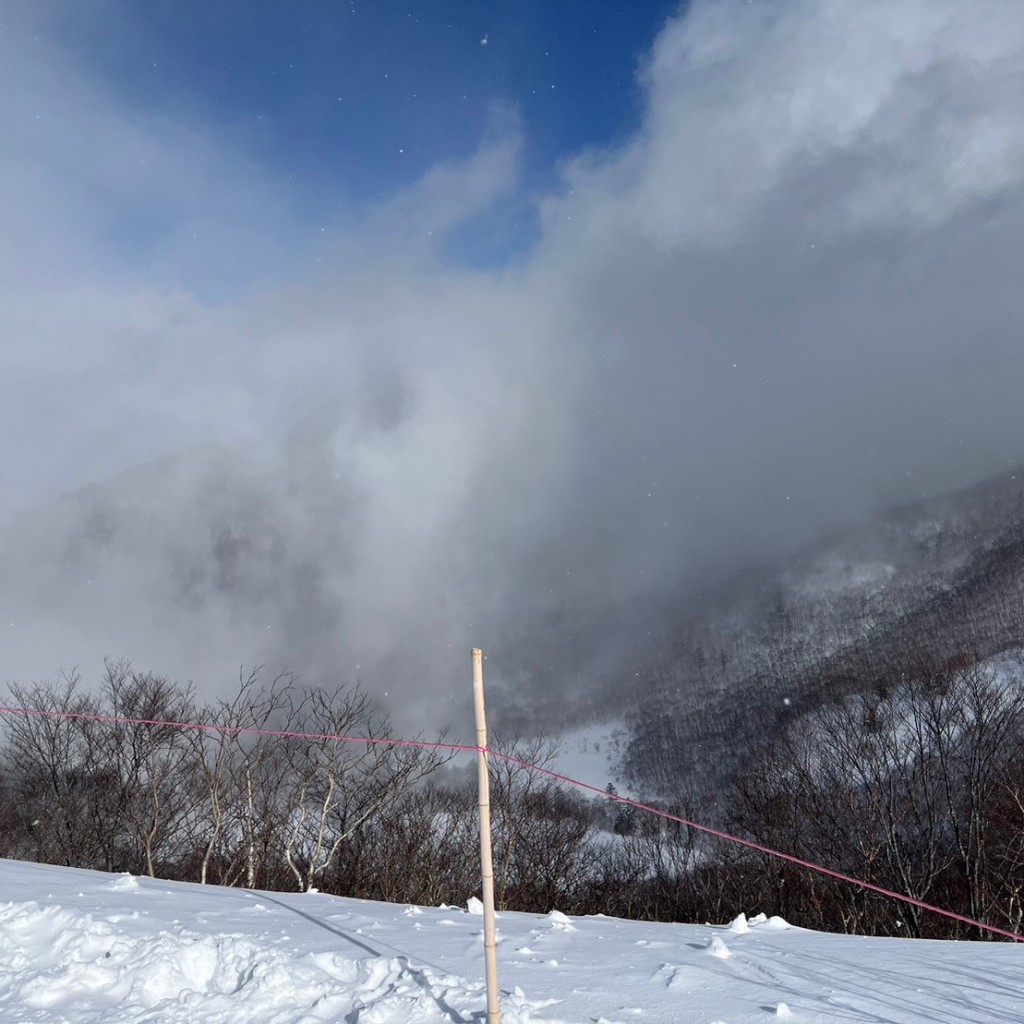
472, 647, 501, 1024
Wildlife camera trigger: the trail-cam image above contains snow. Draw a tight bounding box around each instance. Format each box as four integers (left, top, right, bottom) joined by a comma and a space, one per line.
1, 858, 1023, 1023
787, 557, 896, 599
727, 912, 750, 934
547, 720, 628, 793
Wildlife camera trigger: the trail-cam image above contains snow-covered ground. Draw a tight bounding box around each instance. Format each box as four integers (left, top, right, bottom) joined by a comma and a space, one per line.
1, 859, 1021, 1023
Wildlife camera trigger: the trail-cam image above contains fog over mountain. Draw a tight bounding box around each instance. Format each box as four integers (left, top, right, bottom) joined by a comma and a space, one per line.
3, 1, 1024, 725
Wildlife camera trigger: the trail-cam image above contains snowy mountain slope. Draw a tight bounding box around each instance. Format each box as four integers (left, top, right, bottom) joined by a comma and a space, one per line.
0, 859, 1021, 1023
618, 468, 1024, 801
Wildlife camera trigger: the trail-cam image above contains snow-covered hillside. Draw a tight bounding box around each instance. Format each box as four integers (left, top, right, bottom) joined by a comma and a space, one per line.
618, 469, 1024, 802
0, 859, 1020, 1023
547, 720, 628, 792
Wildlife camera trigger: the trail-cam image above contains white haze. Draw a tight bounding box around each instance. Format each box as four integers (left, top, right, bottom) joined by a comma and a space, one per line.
3, 1, 1024, 724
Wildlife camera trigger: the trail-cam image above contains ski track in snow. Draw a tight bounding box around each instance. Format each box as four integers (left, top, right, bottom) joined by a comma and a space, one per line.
1, 859, 1022, 1023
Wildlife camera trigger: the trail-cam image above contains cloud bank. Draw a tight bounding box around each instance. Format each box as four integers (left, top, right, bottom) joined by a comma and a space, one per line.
3, 1, 1024, 726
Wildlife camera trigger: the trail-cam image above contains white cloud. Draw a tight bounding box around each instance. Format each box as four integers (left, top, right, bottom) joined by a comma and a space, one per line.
545, 0, 1024, 250
3, 1, 1024, 718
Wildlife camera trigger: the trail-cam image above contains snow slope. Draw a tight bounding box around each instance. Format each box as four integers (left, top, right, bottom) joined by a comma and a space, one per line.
0, 859, 1021, 1023
548, 720, 628, 792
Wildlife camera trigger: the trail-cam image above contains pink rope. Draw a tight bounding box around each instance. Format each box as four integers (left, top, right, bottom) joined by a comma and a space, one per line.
1, 704, 1020, 942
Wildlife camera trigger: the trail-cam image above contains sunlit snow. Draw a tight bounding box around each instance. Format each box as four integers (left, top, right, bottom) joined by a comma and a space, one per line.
0, 859, 1021, 1022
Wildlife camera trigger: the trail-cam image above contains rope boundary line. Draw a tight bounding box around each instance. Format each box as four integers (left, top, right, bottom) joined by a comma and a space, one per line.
0, 703, 1020, 943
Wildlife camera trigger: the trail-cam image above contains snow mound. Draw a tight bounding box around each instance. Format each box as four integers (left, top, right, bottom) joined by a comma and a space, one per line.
107, 874, 140, 893
705, 935, 732, 958
0, 899, 510, 1023
727, 912, 750, 934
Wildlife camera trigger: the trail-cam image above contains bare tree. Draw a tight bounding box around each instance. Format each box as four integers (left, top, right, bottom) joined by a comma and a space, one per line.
280, 683, 452, 891
2, 673, 114, 869
97, 662, 198, 877
183, 668, 296, 886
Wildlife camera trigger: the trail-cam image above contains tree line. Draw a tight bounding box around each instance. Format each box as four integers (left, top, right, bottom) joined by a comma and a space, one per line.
3, 655, 1024, 940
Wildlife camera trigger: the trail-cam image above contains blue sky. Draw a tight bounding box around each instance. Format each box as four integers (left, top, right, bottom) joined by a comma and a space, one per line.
44, 1, 678, 266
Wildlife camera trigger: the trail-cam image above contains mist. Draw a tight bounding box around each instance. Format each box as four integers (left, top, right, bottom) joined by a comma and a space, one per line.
3, 0, 1024, 728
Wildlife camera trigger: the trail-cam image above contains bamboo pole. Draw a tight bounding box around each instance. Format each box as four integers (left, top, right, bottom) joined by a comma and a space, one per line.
472, 647, 501, 1024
